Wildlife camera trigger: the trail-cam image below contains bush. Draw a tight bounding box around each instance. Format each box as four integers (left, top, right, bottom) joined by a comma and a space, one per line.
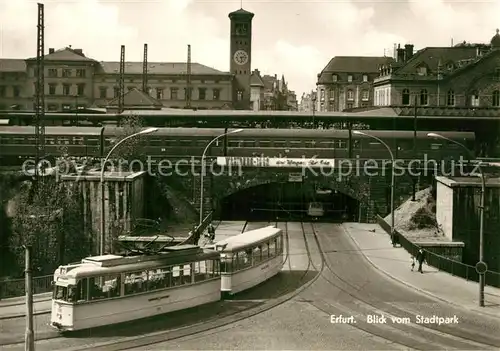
408, 207, 437, 230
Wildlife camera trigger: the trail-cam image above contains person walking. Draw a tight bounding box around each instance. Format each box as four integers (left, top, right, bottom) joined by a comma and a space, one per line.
416, 249, 426, 273
207, 223, 216, 242
192, 225, 200, 246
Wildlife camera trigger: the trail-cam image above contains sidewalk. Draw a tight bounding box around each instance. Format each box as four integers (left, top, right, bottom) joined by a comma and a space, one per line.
0, 292, 52, 320
343, 222, 500, 318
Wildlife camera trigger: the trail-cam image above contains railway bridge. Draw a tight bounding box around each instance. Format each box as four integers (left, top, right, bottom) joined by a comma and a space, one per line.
168, 156, 436, 223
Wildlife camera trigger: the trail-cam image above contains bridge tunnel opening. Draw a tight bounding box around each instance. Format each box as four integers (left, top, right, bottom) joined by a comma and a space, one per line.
218, 182, 359, 222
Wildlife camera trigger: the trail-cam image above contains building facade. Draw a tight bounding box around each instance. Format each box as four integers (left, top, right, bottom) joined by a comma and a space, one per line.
249, 70, 298, 111
299, 91, 316, 112
374, 31, 500, 108
316, 56, 395, 112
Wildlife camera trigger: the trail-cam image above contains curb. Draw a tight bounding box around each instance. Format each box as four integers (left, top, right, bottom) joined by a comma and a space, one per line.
0, 296, 52, 308
342, 224, 500, 320
0, 309, 51, 320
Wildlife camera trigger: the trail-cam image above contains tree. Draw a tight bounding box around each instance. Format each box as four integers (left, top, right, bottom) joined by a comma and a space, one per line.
110, 115, 147, 166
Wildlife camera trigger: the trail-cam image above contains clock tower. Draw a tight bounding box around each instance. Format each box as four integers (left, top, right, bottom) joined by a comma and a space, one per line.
229, 8, 254, 109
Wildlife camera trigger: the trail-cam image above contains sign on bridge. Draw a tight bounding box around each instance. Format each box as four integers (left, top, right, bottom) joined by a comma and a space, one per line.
216, 157, 335, 168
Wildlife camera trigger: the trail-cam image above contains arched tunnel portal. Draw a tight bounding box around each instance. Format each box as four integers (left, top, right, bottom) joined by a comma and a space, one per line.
218, 181, 360, 222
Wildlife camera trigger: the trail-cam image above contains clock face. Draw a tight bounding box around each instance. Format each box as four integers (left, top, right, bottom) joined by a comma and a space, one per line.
233, 50, 249, 66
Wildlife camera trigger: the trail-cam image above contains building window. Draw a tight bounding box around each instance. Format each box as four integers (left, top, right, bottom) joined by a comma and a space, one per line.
62, 69, 71, 78
346, 103, 353, 109
99, 87, 107, 99
48, 69, 58, 77
361, 90, 369, 101
493, 90, 500, 107
362, 74, 368, 82
420, 89, 428, 105
156, 88, 164, 100
114, 87, 119, 98
13, 86, 20, 98
347, 75, 353, 82
184, 87, 192, 100
77, 84, 85, 96
447, 90, 455, 106
332, 74, 338, 82
237, 90, 243, 101
62, 104, 71, 110
48, 104, 58, 111
320, 89, 325, 100
471, 92, 479, 107
401, 89, 410, 105
63, 84, 70, 96
495, 68, 500, 81
49, 84, 56, 95
0, 86, 5, 97
170, 87, 178, 100
417, 66, 427, 76
198, 88, 206, 100
347, 89, 354, 101
213, 89, 220, 100
76, 69, 86, 78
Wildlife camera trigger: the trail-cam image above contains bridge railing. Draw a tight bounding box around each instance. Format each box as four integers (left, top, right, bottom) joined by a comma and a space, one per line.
376, 215, 500, 288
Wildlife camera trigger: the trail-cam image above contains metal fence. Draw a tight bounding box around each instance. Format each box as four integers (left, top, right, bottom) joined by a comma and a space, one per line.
180, 211, 214, 246
376, 215, 500, 288
0, 274, 53, 299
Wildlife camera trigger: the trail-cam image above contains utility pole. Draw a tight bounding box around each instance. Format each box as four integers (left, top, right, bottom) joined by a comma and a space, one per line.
142, 43, 148, 94
35, 2, 45, 180
118, 45, 125, 114
185, 44, 191, 109
412, 94, 418, 201
24, 245, 34, 351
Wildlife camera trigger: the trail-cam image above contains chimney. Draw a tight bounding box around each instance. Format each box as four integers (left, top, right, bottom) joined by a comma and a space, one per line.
404, 44, 414, 61
73, 49, 84, 56
396, 44, 405, 63
49, 48, 55, 54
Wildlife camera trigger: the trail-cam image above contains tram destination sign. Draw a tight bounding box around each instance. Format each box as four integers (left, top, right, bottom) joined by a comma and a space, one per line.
216, 157, 335, 168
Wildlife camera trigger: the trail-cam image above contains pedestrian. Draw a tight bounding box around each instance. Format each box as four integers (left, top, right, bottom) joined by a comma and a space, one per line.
207, 223, 216, 242
416, 249, 426, 273
192, 225, 200, 246
410, 256, 415, 271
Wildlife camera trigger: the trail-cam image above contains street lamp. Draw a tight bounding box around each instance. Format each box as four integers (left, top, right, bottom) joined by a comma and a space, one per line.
99, 127, 158, 255
311, 92, 317, 128
353, 130, 396, 245
199, 129, 243, 225
427, 132, 486, 307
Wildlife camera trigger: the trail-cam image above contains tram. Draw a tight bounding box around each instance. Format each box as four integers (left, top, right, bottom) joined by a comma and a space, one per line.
50, 245, 221, 332
215, 226, 284, 297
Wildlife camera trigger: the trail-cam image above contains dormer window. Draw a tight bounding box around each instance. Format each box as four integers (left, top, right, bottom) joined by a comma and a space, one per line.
347, 75, 353, 82
416, 65, 427, 76
332, 74, 338, 82
362, 74, 368, 82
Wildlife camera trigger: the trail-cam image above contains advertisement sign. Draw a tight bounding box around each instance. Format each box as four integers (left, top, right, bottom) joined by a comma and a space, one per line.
216, 157, 335, 168
288, 173, 303, 182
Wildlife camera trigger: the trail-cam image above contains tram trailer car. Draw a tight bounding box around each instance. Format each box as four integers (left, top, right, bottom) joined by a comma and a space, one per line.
0, 126, 475, 163
215, 226, 284, 298
51, 245, 221, 332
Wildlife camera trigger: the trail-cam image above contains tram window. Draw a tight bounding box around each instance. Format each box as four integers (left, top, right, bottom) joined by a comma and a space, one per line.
89, 275, 120, 300
196, 139, 210, 147
172, 266, 182, 285
179, 140, 193, 147
353, 140, 361, 149
148, 267, 171, 290
0, 137, 8, 144
289, 141, 301, 147
86, 137, 99, 145
261, 243, 270, 259
242, 140, 256, 147
194, 261, 208, 282
59, 137, 70, 145
238, 250, 252, 269
73, 278, 88, 302
269, 239, 276, 256
232, 255, 239, 271
220, 256, 232, 273
73, 137, 84, 145
304, 141, 315, 148
253, 246, 262, 264
149, 138, 163, 146
183, 264, 192, 284
124, 271, 148, 295
319, 141, 332, 148
335, 140, 347, 149
431, 143, 442, 150
273, 140, 286, 147
13, 137, 24, 144
54, 285, 69, 301
258, 141, 271, 148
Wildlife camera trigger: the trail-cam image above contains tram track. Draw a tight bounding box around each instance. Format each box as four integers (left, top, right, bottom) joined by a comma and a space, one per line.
5, 220, 323, 351
298, 222, 499, 350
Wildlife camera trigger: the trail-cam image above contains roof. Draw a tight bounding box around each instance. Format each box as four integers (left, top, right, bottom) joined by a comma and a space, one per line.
0, 126, 103, 135
250, 70, 265, 87
107, 88, 163, 108
228, 8, 254, 18
393, 47, 479, 75
318, 56, 395, 84
436, 176, 500, 188
27, 47, 96, 62
96, 61, 231, 76
0, 59, 27, 72
216, 225, 282, 252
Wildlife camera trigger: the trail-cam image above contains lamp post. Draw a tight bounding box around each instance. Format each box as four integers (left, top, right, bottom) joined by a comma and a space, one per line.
199, 129, 243, 226
99, 127, 158, 255
428, 132, 485, 307
311, 92, 317, 128
353, 131, 396, 245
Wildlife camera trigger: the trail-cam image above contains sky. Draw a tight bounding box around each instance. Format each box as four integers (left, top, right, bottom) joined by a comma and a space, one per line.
0, 0, 499, 98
